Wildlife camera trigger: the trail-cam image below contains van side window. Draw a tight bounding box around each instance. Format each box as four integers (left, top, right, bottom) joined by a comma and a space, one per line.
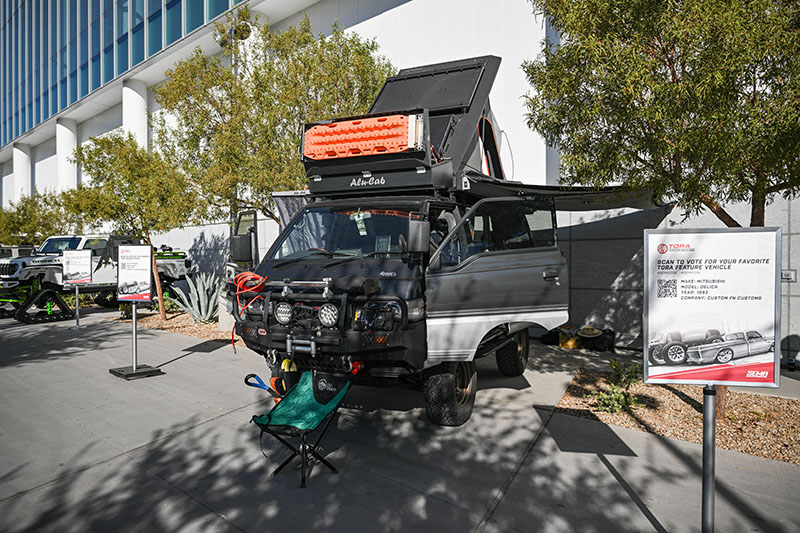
438, 198, 555, 267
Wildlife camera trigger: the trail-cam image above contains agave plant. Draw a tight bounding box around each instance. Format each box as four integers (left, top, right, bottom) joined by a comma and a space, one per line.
170, 272, 222, 324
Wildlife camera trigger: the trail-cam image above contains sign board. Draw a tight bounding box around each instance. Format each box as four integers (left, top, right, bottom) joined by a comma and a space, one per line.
117, 245, 152, 302
62, 250, 92, 285
643, 228, 781, 387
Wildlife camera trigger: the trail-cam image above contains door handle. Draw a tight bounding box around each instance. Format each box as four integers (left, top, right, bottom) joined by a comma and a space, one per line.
542, 270, 560, 282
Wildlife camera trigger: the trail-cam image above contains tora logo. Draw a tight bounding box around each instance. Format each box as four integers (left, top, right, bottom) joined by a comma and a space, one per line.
658, 243, 693, 253
350, 176, 386, 187
746, 370, 769, 378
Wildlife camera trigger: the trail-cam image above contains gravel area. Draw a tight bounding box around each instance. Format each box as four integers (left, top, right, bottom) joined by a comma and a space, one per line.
556, 368, 800, 465
110, 309, 244, 345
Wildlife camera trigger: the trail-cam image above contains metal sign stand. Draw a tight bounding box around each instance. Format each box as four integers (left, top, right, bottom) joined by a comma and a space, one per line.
68, 285, 82, 330
702, 385, 716, 533
110, 301, 164, 380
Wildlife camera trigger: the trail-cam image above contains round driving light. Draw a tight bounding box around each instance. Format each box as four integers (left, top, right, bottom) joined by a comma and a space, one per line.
386, 301, 403, 320
274, 302, 293, 325
318, 303, 339, 327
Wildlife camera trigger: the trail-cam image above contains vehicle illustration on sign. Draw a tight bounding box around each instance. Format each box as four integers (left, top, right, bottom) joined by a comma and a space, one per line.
649, 329, 774, 366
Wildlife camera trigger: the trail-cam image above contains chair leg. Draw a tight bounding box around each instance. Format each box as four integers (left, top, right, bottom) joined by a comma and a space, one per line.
300, 434, 308, 488
272, 449, 299, 477
308, 447, 338, 474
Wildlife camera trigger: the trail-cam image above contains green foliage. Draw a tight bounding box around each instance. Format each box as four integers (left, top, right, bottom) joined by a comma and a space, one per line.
62, 291, 97, 308
169, 272, 222, 324
608, 358, 641, 389
0, 191, 85, 245
160, 292, 181, 314
593, 358, 642, 413
119, 303, 133, 319
67, 132, 196, 238
152, 7, 395, 223
524, 0, 800, 227
68, 131, 196, 320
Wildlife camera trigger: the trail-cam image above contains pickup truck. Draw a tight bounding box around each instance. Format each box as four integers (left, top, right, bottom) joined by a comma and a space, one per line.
0, 234, 190, 323
687, 331, 774, 365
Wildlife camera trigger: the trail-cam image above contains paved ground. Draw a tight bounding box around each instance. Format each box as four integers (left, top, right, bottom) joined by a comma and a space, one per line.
1, 309, 798, 532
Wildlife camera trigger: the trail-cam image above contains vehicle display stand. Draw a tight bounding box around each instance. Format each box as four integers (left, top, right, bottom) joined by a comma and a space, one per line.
68, 285, 82, 330
702, 385, 716, 533
110, 302, 164, 380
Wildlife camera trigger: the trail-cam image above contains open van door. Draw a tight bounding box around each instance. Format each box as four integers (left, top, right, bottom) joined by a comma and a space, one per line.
425, 197, 568, 362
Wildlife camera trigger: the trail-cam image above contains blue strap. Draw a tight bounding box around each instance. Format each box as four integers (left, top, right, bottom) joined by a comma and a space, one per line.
245, 373, 277, 397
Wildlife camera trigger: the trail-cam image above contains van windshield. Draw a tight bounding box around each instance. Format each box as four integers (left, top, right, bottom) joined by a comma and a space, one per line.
269, 207, 412, 260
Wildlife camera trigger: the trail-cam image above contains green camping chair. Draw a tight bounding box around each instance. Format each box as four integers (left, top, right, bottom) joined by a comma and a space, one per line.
247, 370, 351, 488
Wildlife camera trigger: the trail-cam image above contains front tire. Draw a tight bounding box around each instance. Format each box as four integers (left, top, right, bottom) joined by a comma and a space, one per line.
495, 330, 530, 376
664, 342, 688, 365
423, 361, 476, 426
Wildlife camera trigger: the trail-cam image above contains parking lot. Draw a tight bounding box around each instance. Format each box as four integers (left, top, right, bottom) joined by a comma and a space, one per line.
1, 309, 798, 532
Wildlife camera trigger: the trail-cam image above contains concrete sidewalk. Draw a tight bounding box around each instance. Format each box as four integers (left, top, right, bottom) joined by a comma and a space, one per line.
0, 311, 797, 532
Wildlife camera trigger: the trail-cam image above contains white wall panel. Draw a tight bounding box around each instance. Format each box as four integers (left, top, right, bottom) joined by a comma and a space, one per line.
32, 137, 58, 193
1, 160, 13, 208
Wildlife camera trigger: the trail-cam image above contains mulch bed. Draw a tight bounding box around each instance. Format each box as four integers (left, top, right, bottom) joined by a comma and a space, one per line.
110, 309, 244, 345
556, 368, 800, 465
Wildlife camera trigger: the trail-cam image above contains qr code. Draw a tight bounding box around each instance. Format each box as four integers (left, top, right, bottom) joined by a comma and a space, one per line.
657, 279, 677, 298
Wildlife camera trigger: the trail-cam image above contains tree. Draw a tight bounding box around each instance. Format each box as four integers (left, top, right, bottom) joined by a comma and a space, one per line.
0, 192, 84, 245
152, 7, 395, 224
524, 0, 800, 416
523, 0, 800, 228
68, 132, 196, 321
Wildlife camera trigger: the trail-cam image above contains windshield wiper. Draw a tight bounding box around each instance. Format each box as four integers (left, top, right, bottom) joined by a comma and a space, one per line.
321, 250, 405, 271
273, 250, 348, 270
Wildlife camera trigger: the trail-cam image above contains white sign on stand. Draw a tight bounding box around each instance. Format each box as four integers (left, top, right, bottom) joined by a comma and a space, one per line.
110, 245, 163, 380
116, 245, 152, 302
63, 250, 92, 329
62, 250, 92, 285
643, 227, 781, 533
644, 228, 781, 387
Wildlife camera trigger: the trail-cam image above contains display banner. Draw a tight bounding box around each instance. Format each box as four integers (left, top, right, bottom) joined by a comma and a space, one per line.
644, 228, 781, 387
62, 250, 92, 285
117, 245, 152, 302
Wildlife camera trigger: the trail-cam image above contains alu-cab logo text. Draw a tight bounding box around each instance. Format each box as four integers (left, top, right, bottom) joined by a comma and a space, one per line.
350, 176, 386, 187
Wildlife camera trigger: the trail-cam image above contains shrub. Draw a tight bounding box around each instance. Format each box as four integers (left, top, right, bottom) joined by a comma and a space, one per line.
169, 272, 222, 324
593, 358, 642, 413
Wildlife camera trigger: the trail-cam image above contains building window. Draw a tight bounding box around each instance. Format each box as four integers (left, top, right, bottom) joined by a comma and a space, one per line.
131, 0, 144, 66
208, 0, 228, 19
186, 0, 203, 33
116, 34, 128, 75
91, 0, 101, 90
103, 0, 114, 83
147, 7, 161, 57
165, 0, 182, 46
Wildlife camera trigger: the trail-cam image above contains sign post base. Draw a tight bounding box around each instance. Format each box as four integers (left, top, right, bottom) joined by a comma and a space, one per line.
109, 365, 164, 380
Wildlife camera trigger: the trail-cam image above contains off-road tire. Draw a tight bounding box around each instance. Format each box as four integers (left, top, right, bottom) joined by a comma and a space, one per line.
423, 361, 476, 426
495, 330, 530, 376
648, 345, 667, 365
663, 342, 688, 365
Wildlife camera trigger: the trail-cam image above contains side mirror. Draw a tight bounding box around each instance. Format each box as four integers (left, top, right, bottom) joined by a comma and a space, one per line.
231, 234, 252, 263
407, 219, 430, 254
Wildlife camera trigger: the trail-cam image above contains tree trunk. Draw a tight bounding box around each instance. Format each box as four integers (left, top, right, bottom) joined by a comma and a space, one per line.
146, 231, 167, 322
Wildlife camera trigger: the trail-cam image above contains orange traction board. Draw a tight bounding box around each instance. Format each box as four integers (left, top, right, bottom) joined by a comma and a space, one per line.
303, 114, 421, 160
